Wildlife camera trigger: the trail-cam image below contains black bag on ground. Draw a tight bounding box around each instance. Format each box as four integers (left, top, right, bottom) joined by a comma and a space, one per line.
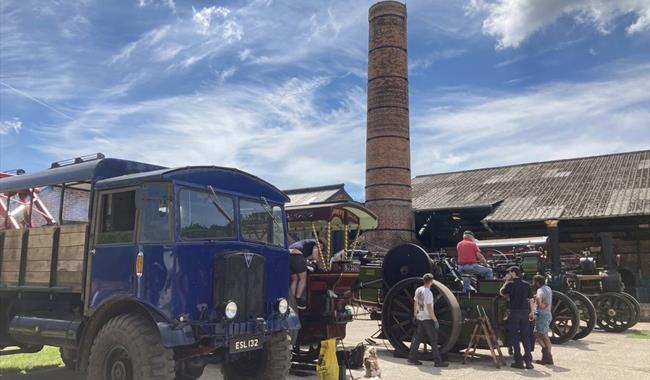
335, 343, 365, 369
348, 343, 365, 369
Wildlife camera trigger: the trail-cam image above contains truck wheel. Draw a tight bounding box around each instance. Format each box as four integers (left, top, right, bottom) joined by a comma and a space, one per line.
221, 331, 292, 380
174, 357, 205, 380
87, 313, 175, 380
60, 347, 78, 369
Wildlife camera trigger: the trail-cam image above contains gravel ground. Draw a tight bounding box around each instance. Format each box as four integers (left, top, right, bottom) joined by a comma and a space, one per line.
2, 320, 648, 380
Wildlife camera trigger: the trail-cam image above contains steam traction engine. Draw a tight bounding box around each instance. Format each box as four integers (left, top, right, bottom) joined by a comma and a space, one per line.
562, 232, 640, 332
286, 201, 378, 362
356, 243, 583, 357
477, 235, 593, 342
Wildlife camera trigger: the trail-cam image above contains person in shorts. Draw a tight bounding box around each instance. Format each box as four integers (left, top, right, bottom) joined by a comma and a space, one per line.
288, 239, 323, 309
533, 275, 554, 365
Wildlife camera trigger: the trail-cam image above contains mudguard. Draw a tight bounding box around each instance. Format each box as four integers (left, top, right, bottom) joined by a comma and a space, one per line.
88, 296, 196, 348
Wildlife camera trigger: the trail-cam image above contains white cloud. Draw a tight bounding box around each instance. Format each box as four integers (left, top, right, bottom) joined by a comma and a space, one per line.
409, 49, 467, 73
138, 0, 175, 10
192, 6, 242, 40
109, 5, 245, 69
32, 77, 367, 190
238, 48, 252, 61
0, 118, 22, 135
110, 25, 172, 64
217, 67, 237, 82
152, 43, 184, 62
411, 63, 650, 174
60, 14, 90, 39
473, 0, 650, 49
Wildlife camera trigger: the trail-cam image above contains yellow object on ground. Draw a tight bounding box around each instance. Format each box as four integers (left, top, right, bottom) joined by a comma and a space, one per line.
316, 338, 339, 380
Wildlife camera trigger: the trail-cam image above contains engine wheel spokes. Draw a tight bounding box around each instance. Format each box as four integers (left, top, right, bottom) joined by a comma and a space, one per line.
594, 292, 635, 333
567, 290, 596, 340
550, 291, 579, 344
619, 292, 641, 328
381, 278, 461, 356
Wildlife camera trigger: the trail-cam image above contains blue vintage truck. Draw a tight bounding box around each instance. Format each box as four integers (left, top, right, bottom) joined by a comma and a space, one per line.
0, 155, 300, 380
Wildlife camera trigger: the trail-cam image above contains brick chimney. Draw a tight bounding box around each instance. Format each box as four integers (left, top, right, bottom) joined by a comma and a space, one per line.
364, 1, 415, 251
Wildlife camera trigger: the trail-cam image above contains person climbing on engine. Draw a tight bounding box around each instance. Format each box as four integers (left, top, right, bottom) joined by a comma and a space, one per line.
289, 238, 323, 309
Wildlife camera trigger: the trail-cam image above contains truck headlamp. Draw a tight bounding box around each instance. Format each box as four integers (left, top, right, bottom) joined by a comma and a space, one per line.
225, 301, 238, 320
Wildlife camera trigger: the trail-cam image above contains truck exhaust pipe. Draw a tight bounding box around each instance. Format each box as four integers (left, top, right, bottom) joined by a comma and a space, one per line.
9, 316, 80, 348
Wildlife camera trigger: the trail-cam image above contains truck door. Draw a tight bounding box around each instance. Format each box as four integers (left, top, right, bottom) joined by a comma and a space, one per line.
136, 183, 174, 315
88, 188, 139, 310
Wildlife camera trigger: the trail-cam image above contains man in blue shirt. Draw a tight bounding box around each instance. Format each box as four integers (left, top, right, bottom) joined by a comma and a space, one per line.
500, 266, 536, 369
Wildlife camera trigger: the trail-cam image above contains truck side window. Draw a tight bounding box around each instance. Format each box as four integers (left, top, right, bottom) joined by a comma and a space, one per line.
97, 190, 136, 244
140, 183, 171, 242
179, 189, 234, 240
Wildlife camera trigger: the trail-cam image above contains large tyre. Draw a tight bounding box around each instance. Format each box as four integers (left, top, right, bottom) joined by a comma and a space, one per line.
594, 292, 636, 332
549, 291, 579, 344
381, 278, 462, 355
20, 344, 43, 353
620, 292, 641, 328
60, 347, 78, 370
292, 342, 320, 363
174, 357, 205, 380
87, 313, 175, 380
567, 291, 596, 340
221, 330, 292, 380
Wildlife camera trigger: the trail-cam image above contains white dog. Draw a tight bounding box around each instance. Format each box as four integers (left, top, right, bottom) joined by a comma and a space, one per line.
364, 347, 382, 379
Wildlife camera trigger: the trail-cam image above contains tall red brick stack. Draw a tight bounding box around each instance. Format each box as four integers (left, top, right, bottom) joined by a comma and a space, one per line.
364, 1, 415, 252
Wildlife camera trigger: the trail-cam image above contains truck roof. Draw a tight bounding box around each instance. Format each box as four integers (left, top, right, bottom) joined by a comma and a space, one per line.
95, 166, 289, 204
0, 158, 164, 193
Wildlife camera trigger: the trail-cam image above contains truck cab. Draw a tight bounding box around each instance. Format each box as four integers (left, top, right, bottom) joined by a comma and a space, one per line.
0, 156, 300, 380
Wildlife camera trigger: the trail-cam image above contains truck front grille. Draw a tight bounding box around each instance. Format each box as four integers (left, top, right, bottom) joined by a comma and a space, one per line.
213, 252, 266, 322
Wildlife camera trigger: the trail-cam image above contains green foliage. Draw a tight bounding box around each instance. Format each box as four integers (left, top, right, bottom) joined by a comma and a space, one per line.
0, 346, 63, 374
626, 329, 650, 339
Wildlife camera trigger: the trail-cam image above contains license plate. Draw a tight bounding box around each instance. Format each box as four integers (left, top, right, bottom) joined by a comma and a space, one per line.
229, 336, 262, 353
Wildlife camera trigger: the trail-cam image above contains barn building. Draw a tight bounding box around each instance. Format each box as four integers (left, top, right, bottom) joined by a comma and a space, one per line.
412, 150, 650, 301
284, 184, 352, 207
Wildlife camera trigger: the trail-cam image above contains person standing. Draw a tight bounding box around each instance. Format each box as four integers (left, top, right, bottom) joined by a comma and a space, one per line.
456, 230, 494, 280
407, 273, 449, 367
533, 275, 554, 365
500, 266, 536, 369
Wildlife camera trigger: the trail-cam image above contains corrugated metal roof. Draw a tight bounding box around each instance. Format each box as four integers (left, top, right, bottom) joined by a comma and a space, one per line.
413, 150, 650, 222
283, 184, 352, 207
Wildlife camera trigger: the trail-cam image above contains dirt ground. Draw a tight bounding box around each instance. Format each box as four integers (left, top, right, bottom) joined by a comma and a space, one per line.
2, 320, 648, 380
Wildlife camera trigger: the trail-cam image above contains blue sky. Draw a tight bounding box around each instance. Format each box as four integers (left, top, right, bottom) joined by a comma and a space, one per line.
1, 0, 649, 200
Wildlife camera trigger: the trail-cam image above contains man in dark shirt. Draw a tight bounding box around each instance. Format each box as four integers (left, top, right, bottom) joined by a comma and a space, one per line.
500, 266, 536, 369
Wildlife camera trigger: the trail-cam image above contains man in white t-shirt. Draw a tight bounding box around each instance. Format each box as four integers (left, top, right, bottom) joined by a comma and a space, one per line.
407, 273, 449, 367
533, 275, 554, 365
